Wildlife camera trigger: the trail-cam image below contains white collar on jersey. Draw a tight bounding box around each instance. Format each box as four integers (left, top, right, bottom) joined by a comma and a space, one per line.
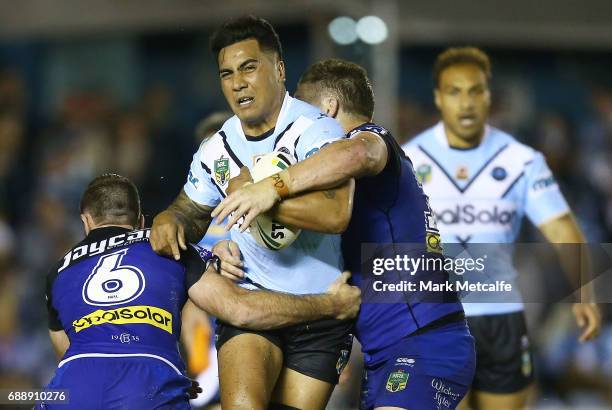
234, 92, 292, 141
433, 121, 491, 150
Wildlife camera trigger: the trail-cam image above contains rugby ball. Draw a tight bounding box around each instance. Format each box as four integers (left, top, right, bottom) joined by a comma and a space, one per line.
249, 152, 301, 250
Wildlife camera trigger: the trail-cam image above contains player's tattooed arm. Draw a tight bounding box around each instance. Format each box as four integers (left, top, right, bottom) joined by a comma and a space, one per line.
151, 189, 213, 260
188, 271, 361, 329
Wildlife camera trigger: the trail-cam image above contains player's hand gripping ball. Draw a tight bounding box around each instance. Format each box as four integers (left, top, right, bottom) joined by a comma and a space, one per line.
249, 152, 301, 250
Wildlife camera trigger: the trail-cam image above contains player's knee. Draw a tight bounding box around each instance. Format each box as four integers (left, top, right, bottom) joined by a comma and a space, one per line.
222, 388, 268, 410
269, 403, 301, 410
222, 395, 266, 410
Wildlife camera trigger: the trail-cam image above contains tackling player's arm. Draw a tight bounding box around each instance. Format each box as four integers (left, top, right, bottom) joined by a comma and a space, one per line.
280, 131, 387, 193
225, 166, 354, 234
151, 189, 213, 260
213, 131, 385, 230
271, 179, 354, 234
46, 269, 69, 361
538, 213, 601, 342
188, 270, 360, 329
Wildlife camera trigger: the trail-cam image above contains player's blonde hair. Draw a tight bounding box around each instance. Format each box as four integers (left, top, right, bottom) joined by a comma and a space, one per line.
298, 59, 374, 119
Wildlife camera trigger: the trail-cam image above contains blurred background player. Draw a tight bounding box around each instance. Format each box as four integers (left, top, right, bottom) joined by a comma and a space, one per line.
42, 173, 360, 409
213, 58, 476, 410
403, 47, 601, 410
151, 16, 355, 410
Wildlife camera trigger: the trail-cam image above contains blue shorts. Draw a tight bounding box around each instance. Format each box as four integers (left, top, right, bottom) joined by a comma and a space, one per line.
360, 320, 476, 410
37, 356, 191, 410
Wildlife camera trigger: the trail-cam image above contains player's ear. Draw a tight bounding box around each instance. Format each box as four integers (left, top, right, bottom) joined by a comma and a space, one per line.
323, 96, 339, 118
277, 59, 286, 83
138, 214, 145, 229
80, 213, 94, 235
434, 89, 441, 111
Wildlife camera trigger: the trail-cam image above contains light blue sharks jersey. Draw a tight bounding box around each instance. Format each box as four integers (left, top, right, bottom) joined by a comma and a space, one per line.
403, 122, 570, 316
185, 93, 344, 294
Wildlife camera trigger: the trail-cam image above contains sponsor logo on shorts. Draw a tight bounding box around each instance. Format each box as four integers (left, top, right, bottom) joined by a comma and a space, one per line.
431, 378, 461, 409
386, 369, 409, 392
395, 357, 415, 367
73, 305, 173, 334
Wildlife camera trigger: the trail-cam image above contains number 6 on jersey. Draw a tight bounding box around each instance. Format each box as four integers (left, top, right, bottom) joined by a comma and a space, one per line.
82, 249, 145, 306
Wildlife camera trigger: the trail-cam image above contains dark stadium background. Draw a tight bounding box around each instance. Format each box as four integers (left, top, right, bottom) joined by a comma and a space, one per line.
1, 1, 612, 408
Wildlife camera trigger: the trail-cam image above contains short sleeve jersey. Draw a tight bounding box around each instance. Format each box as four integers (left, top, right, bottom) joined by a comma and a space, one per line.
184, 93, 345, 294
45, 227, 211, 373
403, 122, 570, 316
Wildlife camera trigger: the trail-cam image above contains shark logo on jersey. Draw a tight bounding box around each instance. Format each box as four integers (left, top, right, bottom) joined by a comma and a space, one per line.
416, 164, 432, 184
214, 156, 230, 186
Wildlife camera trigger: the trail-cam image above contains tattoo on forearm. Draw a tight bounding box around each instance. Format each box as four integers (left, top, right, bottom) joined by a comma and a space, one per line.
169, 191, 213, 242
323, 190, 336, 199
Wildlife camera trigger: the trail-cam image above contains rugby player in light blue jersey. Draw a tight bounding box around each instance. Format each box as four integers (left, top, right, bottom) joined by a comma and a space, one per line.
403, 47, 601, 410
213, 59, 476, 410
41, 174, 359, 410
150, 16, 356, 410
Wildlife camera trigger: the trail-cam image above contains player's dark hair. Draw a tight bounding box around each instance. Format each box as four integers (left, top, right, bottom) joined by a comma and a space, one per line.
210, 15, 283, 61
433, 47, 491, 88
80, 174, 141, 227
298, 59, 374, 119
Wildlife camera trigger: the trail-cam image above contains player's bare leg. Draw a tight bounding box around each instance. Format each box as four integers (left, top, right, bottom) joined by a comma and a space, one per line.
467, 384, 533, 410
457, 390, 471, 410
218, 333, 283, 409
271, 367, 335, 410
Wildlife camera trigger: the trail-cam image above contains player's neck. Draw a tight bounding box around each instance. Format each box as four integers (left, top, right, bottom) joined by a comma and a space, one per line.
443, 124, 484, 149
341, 114, 371, 135
241, 89, 285, 137
87, 223, 136, 235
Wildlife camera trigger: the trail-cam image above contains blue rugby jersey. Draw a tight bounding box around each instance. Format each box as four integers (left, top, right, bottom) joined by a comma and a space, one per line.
45, 227, 210, 374
343, 123, 463, 353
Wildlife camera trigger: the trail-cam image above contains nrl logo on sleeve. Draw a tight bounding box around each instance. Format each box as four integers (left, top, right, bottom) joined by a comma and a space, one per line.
386, 369, 409, 392
214, 156, 230, 185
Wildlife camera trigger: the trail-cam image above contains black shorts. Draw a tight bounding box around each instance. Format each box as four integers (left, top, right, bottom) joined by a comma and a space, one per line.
467, 311, 534, 394
215, 318, 353, 385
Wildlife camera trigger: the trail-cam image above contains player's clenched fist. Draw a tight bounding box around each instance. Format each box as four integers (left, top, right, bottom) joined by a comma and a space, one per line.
151, 210, 187, 260
326, 271, 361, 320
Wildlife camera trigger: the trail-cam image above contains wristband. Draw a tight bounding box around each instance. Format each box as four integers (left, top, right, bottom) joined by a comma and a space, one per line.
270, 173, 290, 199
